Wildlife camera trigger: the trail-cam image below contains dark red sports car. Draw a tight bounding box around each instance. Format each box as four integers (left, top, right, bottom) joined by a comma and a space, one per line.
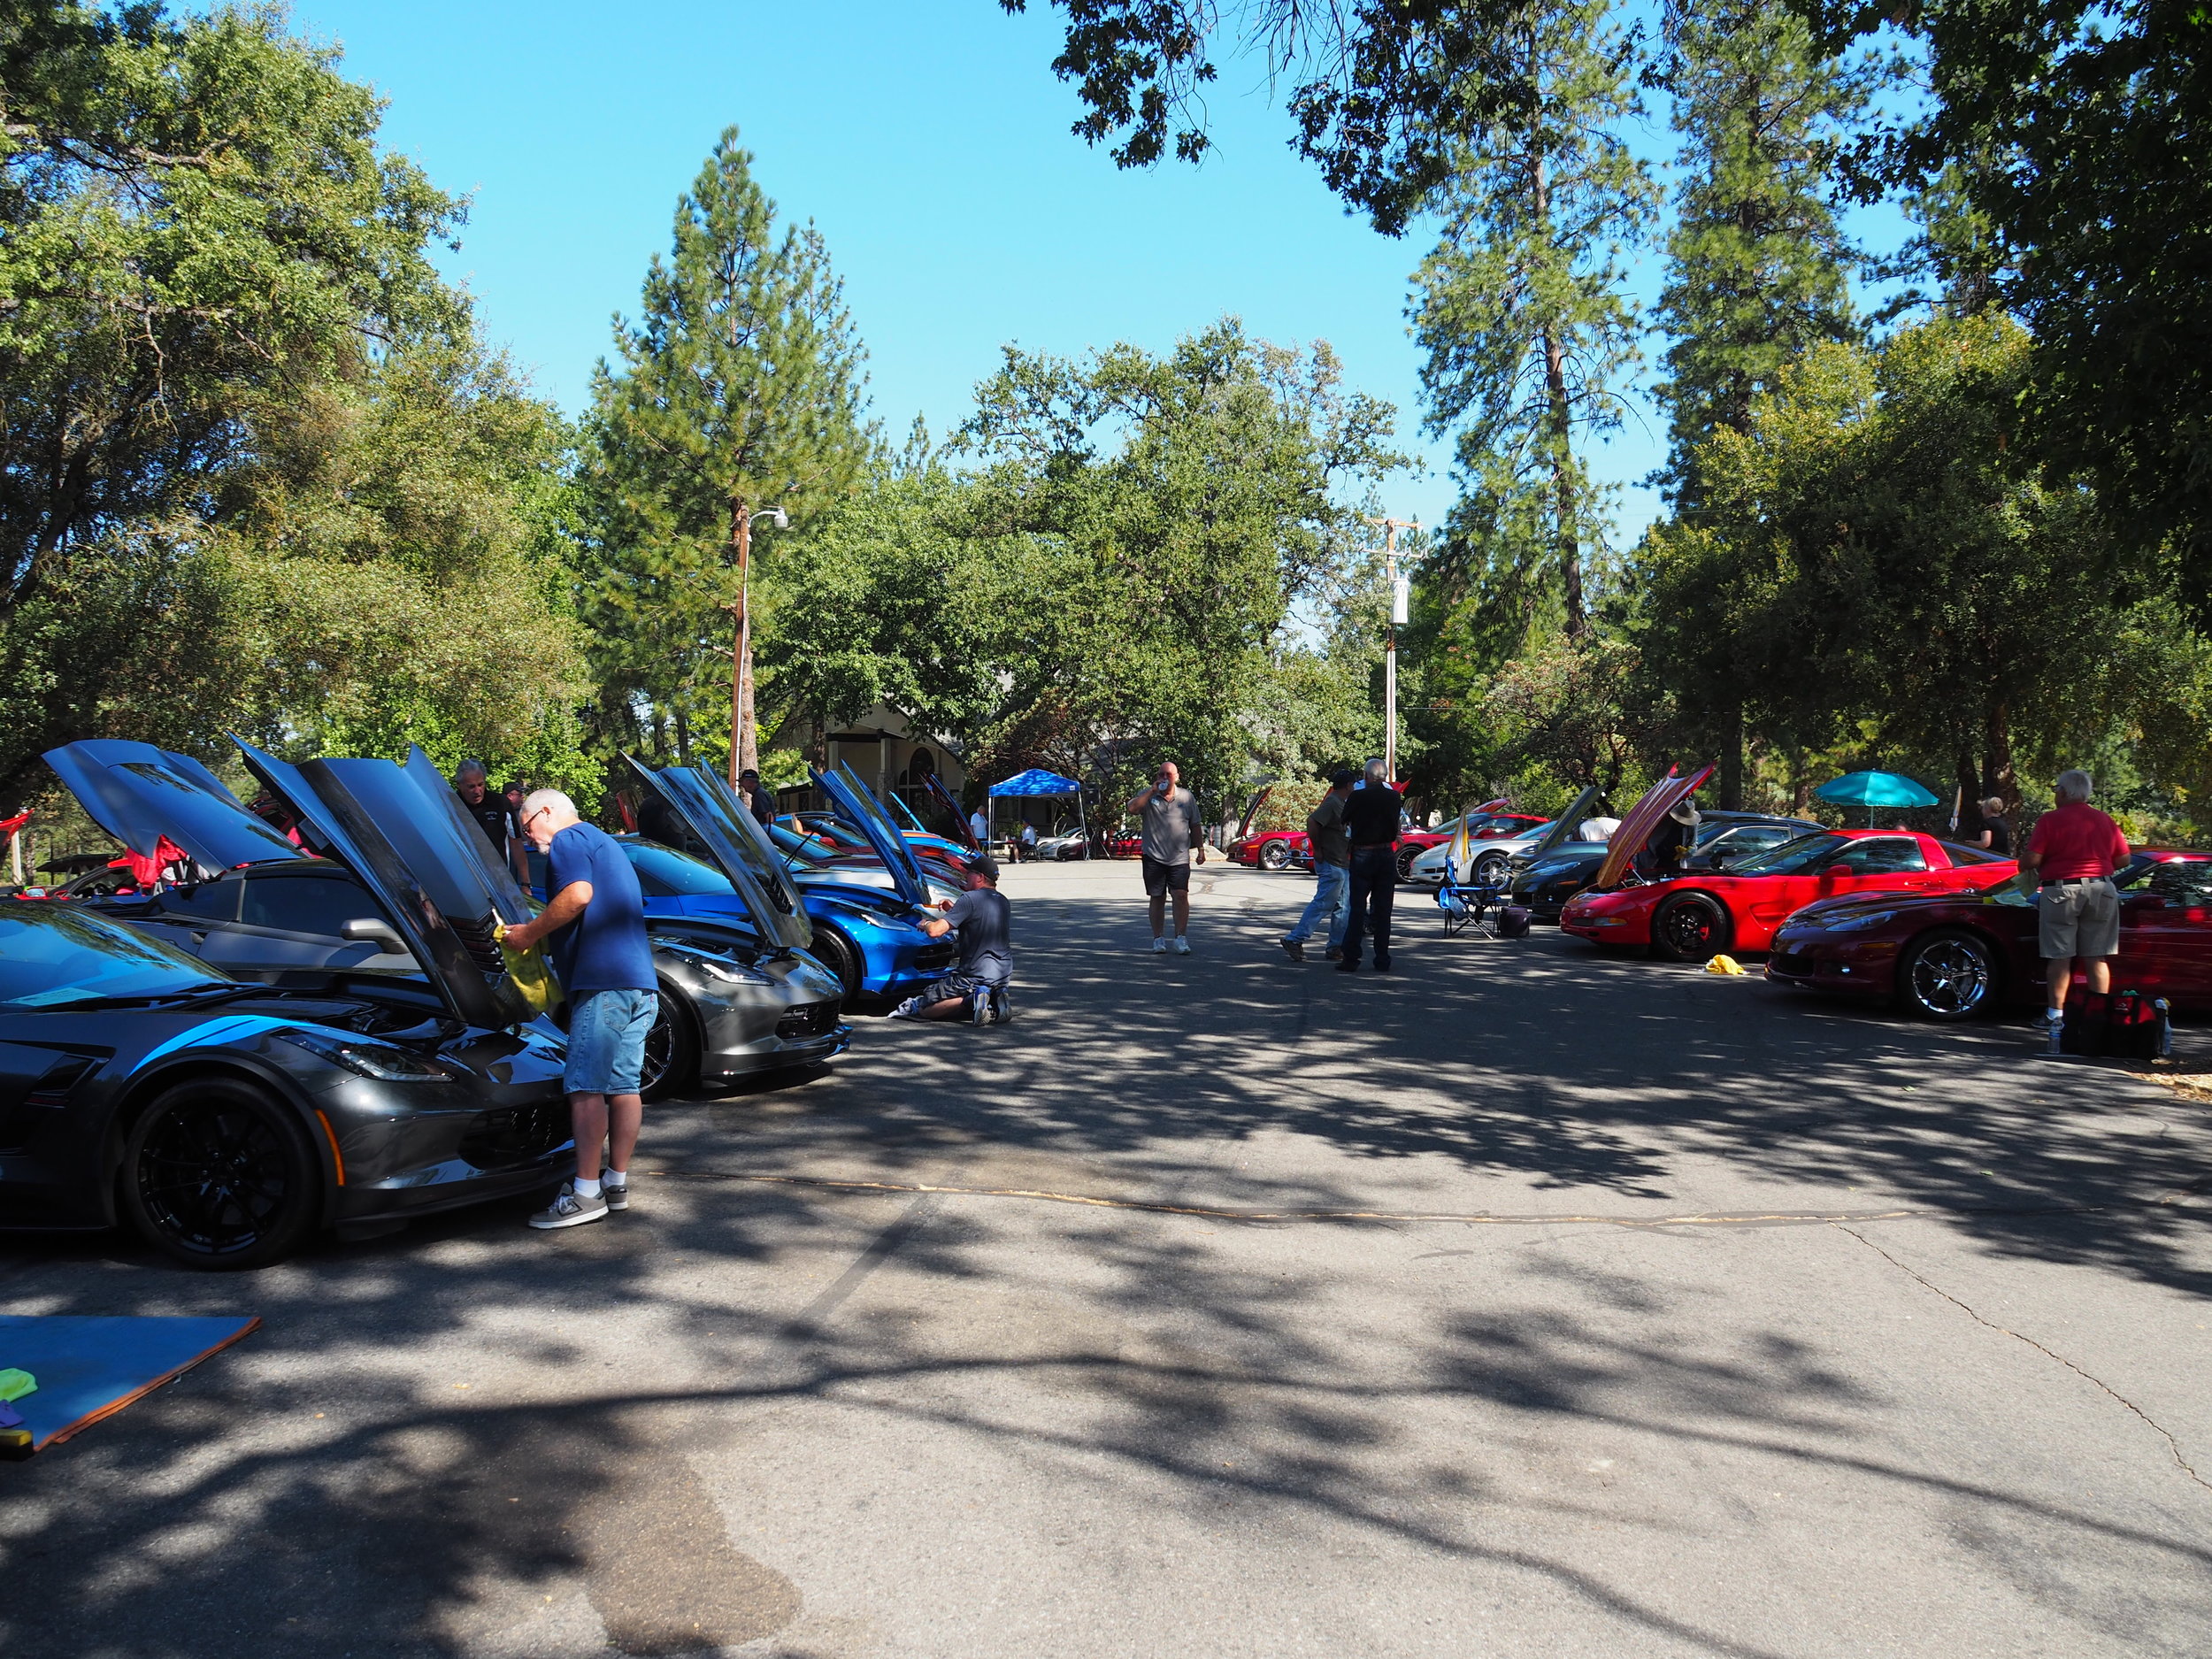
1766, 850, 2212, 1018
1560, 827, 2016, 960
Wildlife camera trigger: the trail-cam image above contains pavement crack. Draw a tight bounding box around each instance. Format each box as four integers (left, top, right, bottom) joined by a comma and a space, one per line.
1836, 1224, 2212, 1495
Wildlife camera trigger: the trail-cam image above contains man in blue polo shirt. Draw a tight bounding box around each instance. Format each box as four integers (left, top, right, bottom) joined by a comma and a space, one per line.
501, 788, 657, 1230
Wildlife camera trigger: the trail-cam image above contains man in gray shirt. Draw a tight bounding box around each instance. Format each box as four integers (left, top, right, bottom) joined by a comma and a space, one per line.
1280, 770, 1355, 962
1129, 761, 1206, 954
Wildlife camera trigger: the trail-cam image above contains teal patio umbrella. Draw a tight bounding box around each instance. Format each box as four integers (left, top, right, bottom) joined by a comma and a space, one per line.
1815, 770, 1940, 826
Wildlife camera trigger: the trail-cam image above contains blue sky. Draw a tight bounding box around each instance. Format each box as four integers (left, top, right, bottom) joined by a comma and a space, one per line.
290, 1, 1904, 548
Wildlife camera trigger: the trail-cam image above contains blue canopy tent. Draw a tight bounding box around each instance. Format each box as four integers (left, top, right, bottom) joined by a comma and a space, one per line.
989, 768, 1087, 859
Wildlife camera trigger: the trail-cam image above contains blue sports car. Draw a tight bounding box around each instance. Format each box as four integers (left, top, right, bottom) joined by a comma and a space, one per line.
623, 760, 956, 1004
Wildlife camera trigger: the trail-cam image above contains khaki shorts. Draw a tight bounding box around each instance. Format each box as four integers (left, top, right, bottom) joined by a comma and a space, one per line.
2039, 878, 2120, 958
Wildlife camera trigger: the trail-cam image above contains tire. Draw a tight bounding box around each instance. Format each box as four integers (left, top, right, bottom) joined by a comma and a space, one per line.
1260, 841, 1290, 871
1651, 893, 1732, 963
1474, 851, 1509, 885
121, 1077, 321, 1271
811, 925, 865, 1001
640, 981, 700, 1101
1899, 929, 2001, 1021
1396, 845, 1420, 883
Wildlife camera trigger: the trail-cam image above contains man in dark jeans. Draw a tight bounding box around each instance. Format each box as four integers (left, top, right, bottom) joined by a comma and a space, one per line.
1338, 757, 1402, 972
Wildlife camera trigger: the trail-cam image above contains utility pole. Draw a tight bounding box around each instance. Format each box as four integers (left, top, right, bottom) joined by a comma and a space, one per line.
724, 501, 788, 787
1368, 515, 1419, 782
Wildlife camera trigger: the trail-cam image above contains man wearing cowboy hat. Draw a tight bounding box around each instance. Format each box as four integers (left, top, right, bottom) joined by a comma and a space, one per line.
1643, 796, 1701, 879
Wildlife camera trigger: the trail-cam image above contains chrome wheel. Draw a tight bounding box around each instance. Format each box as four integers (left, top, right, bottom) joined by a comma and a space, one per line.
1260, 841, 1290, 871
1902, 931, 1997, 1020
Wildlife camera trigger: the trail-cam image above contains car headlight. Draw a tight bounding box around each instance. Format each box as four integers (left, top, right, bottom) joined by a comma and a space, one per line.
275, 1027, 453, 1082
1821, 911, 1895, 933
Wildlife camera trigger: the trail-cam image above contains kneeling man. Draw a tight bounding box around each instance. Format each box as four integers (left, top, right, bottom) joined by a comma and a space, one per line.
889, 856, 1014, 1024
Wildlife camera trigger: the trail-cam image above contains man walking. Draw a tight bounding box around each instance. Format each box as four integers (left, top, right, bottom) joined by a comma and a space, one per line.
501, 789, 658, 1231
887, 854, 1014, 1024
1130, 761, 1206, 954
1338, 757, 1402, 972
2021, 769, 2130, 1037
1280, 771, 1355, 962
453, 760, 527, 885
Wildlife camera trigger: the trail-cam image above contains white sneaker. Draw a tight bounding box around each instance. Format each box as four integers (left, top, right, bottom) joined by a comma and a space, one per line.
1173, 936, 1192, 955
1152, 938, 1169, 954
602, 1176, 629, 1212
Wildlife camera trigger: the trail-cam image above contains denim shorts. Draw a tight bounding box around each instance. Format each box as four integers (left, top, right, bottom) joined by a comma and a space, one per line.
565, 988, 658, 1095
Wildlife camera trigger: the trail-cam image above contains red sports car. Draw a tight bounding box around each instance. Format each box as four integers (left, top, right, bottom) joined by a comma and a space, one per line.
1766, 850, 2212, 1018
1559, 827, 2016, 961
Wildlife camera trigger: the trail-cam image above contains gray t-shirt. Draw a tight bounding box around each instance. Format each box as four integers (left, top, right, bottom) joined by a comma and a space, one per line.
1141, 787, 1205, 865
946, 887, 1011, 984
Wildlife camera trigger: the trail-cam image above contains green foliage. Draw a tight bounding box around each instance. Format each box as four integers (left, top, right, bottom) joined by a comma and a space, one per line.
1652, 0, 1870, 507
1410, 0, 1657, 651
0, 4, 586, 809
580, 127, 873, 777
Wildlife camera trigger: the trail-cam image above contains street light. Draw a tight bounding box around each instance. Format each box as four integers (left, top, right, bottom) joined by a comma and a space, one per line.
1367, 515, 1420, 782
727, 504, 789, 787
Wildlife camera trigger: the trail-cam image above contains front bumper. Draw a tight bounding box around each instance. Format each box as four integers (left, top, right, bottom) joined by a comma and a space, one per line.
668, 948, 853, 1078
1763, 933, 1898, 998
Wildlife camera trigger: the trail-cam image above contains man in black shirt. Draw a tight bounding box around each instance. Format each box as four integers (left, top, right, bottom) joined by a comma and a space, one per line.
452, 760, 526, 884
737, 767, 776, 827
888, 856, 1016, 1024
1338, 757, 1403, 972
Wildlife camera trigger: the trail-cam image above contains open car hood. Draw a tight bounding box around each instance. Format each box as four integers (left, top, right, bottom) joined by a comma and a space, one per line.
1590, 765, 1718, 891
1523, 786, 1602, 867
922, 772, 981, 851
45, 740, 307, 874
623, 757, 813, 953
1236, 787, 1272, 841
817, 765, 931, 908
233, 738, 536, 1030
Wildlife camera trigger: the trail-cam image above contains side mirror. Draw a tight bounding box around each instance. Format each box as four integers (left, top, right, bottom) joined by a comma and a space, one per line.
342, 917, 409, 953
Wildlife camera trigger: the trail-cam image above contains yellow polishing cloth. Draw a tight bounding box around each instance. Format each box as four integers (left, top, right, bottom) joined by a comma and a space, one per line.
1705, 954, 1746, 976
493, 922, 561, 1018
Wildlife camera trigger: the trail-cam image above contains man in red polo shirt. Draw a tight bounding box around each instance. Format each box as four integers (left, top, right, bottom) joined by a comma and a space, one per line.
2020, 769, 2131, 1031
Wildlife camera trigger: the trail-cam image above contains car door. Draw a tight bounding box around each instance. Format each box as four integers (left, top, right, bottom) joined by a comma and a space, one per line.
1815, 836, 1936, 896
2115, 859, 2212, 1002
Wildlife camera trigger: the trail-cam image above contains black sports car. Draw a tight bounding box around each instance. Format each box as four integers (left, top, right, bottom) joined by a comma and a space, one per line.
0, 879, 570, 1271
46, 741, 849, 1099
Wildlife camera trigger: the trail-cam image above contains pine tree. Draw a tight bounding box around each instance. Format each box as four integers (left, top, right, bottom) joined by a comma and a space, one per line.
1652, 0, 1870, 513
582, 129, 872, 775
1409, 0, 1657, 655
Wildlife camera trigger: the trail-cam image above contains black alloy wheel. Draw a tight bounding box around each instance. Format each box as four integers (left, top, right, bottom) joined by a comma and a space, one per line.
641, 980, 701, 1101
1260, 841, 1290, 871
811, 926, 865, 1001
1396, 844, 1420, 883
122, 1078, 320, 1271
1900, 929, 2000, 1021
1651, 893, 1732, 963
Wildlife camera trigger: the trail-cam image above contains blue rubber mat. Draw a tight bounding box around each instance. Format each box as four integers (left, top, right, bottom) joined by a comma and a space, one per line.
0, 1314, 259, 1452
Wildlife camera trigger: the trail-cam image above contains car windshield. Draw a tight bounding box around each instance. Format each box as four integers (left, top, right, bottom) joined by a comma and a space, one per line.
624, 841, 737, 898
0, 905, 233, 1006
1725, 833, 1849, 875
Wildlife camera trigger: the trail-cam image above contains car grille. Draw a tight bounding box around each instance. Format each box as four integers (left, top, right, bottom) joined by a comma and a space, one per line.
777, 1000, 842, 1039
1770, 952, 1811, 977
916, 941, 957, 969
458, 1100, 571, 1169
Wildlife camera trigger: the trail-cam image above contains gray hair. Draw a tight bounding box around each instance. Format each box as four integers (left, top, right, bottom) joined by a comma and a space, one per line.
2055, 770, 2093, 804
453, 758, 488, 784
519, 787, 579, 827
1980, 796, 2006, 817
1363, 756, 1388, 783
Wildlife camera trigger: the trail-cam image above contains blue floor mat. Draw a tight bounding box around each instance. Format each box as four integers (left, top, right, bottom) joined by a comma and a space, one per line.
0, 1314, 259, 1453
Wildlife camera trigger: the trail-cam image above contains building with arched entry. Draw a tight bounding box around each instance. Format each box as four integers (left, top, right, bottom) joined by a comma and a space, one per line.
764, 702, 969, 819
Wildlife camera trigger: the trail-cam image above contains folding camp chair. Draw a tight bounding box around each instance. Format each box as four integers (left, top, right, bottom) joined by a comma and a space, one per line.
1434, 862, 1506, 939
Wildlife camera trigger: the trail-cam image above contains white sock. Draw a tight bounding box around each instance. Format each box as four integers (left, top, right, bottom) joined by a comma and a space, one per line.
573, 1176, 603, 1199
603, 1171, 627, 1187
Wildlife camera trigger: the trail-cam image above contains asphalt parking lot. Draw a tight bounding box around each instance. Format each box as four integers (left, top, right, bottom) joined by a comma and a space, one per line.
4, 860, 2211, 1657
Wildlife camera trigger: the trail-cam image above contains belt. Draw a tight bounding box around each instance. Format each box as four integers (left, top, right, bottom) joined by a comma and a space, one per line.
2039, 877, 2107, 888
